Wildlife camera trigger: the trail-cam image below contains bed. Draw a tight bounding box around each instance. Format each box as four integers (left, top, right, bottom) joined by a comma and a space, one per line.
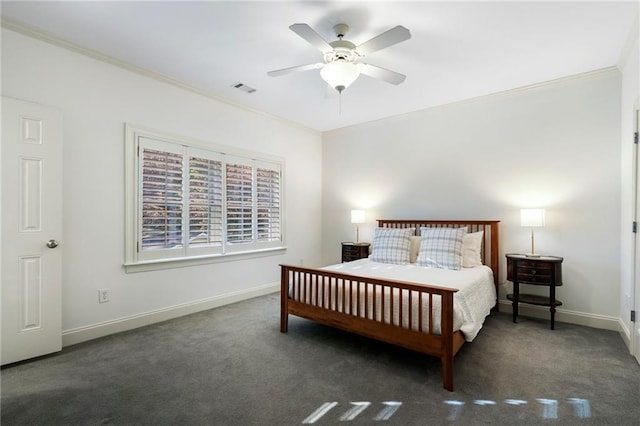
280, 219, 500, 391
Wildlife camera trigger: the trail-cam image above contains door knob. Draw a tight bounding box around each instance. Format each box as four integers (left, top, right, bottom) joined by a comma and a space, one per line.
46, 239, 59, 249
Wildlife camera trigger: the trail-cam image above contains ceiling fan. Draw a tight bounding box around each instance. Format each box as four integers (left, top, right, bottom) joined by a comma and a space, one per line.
268, 23, 411, 93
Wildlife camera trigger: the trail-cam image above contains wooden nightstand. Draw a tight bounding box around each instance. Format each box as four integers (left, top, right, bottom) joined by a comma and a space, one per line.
506, 253, 564, 330
341, 242, 370, 262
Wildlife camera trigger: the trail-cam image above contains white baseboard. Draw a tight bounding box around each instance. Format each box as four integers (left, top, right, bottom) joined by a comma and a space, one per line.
62, 282, 279, 347
62, 292, 625, 348
618, 320, 632, 351
497, 299, 621, 332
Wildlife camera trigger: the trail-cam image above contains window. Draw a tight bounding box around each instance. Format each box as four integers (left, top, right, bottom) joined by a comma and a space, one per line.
125, 125, 285, 270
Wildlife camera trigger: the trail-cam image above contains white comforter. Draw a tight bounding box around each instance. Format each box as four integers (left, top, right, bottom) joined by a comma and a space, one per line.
320, 258, 496, 341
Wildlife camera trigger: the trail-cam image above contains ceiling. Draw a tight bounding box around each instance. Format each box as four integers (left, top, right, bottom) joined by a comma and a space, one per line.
1, 1, 638, 132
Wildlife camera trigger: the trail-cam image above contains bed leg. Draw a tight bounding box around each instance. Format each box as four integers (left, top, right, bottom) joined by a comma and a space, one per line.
442, 357, 454, 392
441, 291, 454, 391
280, 265, 288, 333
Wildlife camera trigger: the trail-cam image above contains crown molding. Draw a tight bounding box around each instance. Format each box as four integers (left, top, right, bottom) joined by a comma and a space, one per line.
326, 66, 620, 134
1, 17, 320, 136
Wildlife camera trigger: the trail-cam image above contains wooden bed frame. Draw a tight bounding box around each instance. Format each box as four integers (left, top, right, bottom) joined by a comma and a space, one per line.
280, 219, 500, 391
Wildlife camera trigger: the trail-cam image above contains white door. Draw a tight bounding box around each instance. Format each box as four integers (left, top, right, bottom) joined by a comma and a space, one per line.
635, 106, 640, 364
1, 97, 63, 365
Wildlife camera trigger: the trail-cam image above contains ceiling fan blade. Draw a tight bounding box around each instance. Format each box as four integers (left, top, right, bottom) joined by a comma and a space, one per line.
357, 63, 406, 85
267, 62, 324, 77
289, 23, 334, 52
356, 25, 411, 56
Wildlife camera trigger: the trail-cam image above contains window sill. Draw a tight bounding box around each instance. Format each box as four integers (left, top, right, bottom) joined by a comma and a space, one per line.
124, 246, 287, 273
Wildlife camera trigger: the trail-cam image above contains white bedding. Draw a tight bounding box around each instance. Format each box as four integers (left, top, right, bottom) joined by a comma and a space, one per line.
318, 258, 496, 341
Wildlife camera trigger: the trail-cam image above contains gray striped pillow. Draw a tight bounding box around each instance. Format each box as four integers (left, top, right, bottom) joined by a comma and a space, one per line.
370, 227, 415, 264
416, 227, 467, 270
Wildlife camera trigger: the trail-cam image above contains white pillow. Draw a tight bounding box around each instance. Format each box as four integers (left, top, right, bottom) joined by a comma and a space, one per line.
416, 227, 467, 270
462, 231, 484, 267
410, 235, 421, 263
370, 227, 415, 264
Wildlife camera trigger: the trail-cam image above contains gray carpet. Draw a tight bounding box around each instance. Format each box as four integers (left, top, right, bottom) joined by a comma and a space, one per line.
2, 293, 639, 425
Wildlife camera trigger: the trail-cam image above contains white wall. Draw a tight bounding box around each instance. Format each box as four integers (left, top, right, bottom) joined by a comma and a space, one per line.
1, 29, 323, 343
1, 22, 629, 343
322, 69, 622, 325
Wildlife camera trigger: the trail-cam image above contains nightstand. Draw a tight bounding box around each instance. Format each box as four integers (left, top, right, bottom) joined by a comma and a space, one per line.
341, 242, 370, 262
506, 253, 564, 330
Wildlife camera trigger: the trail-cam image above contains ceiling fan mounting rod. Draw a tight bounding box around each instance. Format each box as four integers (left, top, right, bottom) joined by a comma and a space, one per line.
333, 23, 349, 39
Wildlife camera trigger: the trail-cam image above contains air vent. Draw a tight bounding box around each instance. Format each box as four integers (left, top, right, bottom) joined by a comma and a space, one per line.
232, 82, 256, 94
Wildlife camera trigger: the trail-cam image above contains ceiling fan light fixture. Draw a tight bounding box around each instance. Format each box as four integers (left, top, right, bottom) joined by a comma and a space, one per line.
320, 60, 359, 92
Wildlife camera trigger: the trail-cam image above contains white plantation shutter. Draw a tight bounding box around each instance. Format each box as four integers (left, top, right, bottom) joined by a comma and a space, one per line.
138, 138, 185, 260
188, 149, 223, 256
226, 157, 254, 248
256, 161, 281, 245
126, 126, 285, 267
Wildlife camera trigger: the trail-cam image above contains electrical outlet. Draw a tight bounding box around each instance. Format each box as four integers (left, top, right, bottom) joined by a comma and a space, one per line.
98, 288, 110, 303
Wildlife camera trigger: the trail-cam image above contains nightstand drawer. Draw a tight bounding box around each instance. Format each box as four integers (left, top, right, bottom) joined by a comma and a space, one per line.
343, 245, 361, 255
341, 242, 370, 262
516, 266, 552, 284
516, 272, 552, 284
518, 261, 552, 270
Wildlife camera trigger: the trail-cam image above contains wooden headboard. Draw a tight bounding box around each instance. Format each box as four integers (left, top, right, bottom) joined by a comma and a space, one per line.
377, 219, 500, 287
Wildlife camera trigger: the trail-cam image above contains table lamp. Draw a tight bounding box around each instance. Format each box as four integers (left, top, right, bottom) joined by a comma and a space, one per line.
520, 209, 545, 257
351, 210, 365, 243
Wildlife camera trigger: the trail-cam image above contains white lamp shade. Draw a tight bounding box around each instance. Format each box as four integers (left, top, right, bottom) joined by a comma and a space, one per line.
521, 209, 545, 227
321, 60, 360, 92
351, 210, 365, 224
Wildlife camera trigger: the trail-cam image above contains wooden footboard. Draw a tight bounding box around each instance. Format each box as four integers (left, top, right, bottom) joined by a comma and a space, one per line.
280, 264, 463, 391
